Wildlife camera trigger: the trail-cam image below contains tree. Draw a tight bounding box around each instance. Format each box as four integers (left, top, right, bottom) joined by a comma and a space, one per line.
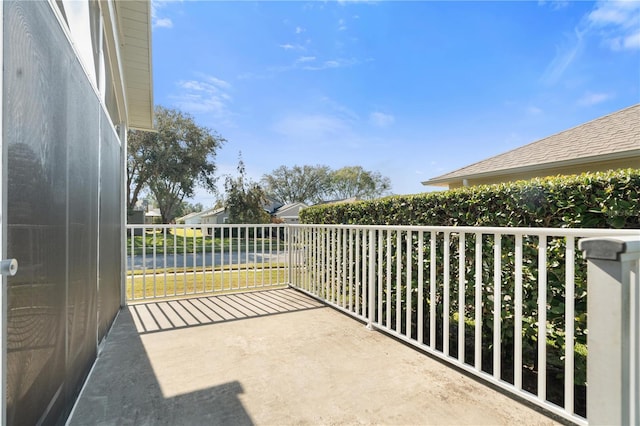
224, 156, 271, 224
261, 165, 331, 204
175, 201, 204, 219
328, 166, 391, 200
127, 106, 225, 223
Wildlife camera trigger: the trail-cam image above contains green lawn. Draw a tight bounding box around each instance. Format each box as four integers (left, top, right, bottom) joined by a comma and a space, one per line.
127, 228, 286, 255
126, 266, 287, 300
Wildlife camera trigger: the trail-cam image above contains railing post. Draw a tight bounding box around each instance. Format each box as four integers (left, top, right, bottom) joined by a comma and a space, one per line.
579, 235, 640, 425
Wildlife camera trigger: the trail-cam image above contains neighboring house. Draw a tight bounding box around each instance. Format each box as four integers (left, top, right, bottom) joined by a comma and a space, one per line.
264, 196, 285, 215
202, 207, 229, 225
174, 211, 201, 224
316, 197, 361, 205
272, 202, 308, 224
175, 207, 225, 225
145, 208, 162, 224
422, 104, 640, 189
2, 1, 153, 424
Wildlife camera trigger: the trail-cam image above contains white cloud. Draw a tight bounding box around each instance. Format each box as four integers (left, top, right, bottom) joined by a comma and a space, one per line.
538, 0, 569, 10
154, 18, 173, 28
272, 114, 351, 141
337, 0, 379, 4
338, 19, 347, 31
301, 58, 359, 71
171, 74, 234, 125
587, 1, 640, 51
296, 56, 317, 63
527, 106, 543, 115
369, 112, 395, 128
577, 91, 614, 106
541, 29, 585, 85
541, 1, 639, 84
151, 0, 180, 29
279, 43, 305, 51
295, 26, 305, 34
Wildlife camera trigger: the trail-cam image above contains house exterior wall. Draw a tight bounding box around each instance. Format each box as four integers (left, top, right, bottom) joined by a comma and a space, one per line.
445, 157, 640, 189
2, 1, 124, 424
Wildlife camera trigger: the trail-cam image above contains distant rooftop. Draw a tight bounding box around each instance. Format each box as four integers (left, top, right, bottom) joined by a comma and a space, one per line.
423, 104, 640, 187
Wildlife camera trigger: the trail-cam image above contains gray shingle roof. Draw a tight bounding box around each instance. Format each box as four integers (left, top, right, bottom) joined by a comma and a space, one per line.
423, 104, 640, 186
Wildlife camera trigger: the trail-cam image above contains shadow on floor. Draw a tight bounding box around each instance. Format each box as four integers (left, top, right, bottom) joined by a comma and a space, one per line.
130, 288, 325, 334
69, 306, 256, 425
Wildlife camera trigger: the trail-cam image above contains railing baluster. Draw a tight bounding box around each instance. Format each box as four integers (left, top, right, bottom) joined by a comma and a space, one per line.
475, 232, 482, 371
459, 232, 465, 364
192, 226, 197, 294
538, 235, 548, 400
153, 226, 157, 298
418, 230, 424, 344
142, 226, 147, 300
211, 226, 216, 293
129, 227, 134, 300
396, 231, 402, 333
565, 237, 575, 414
237, 226, 242, 290
182, 226, 187, 296
515, 234, 523, 390
378, 229, 383, 325
493, 233, 501, 380
386, 230, 392, 329
173, 227, 177, 297
406, 230, 413, 338
356, 230, 361, 315
443, 232, 450, 356
202, 225, 206, 293
221, 227, 226, 291
362, 229, 368, 318
331, 228, 336, 304
367, 229, 375, 329
430, 231, 436, 349
230, 226, 234, 290
343, 228, 348, 308
163, 227, 168, 298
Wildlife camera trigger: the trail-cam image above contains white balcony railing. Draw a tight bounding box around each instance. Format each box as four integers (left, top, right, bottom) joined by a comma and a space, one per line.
287, 224, 639, 425
126, 224, 289, 301
125, 222, 639, 425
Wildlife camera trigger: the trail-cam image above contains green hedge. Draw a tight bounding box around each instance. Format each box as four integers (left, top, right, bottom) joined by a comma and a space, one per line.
300, 168, 640, 228
298, 169, 638, 413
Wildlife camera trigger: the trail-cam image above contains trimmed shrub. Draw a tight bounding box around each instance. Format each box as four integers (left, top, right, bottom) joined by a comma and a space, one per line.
300, 168, 640, 228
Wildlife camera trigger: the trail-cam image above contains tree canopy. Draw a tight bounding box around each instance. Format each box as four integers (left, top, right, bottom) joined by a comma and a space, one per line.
260, 165, 331, 205
224, 157, 271, 224
127, 106, 225, 223
328, 166, 391, 201
261, 165, 391, 204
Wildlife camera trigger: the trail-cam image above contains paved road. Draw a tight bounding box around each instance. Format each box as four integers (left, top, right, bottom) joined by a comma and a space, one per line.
127, 251, 289, 271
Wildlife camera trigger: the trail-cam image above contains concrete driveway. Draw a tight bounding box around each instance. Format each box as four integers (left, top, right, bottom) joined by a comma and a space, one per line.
68, 288, 559, 425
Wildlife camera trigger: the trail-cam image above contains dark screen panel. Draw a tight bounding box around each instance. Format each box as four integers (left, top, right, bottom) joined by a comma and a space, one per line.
5, 2, 69, 424
98, 113, 122, 342
3, 1, 122, 424
65, 55, 100, 409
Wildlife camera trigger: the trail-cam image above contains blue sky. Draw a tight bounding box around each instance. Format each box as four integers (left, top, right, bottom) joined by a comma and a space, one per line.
151, 0, 640, 207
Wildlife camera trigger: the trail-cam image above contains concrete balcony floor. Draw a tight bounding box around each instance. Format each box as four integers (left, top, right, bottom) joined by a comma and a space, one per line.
69, 288, 559, 425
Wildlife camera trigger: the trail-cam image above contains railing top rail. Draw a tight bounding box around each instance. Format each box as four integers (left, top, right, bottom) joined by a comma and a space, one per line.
126, 223, 286, 229
288, 223, 640, 237
125, 222, 639, 237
